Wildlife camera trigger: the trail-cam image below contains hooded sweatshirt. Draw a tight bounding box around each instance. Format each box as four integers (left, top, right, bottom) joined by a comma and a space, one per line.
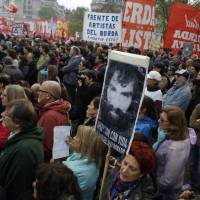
38, 99, 71, 161
0, 127, 44, 200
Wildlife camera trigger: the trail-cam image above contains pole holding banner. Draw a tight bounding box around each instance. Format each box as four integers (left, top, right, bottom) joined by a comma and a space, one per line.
99, 147, 111, 200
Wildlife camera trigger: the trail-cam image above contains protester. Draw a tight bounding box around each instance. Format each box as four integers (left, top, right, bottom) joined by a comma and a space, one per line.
153, 62, 170, 93
63, 125, 105, 200
186, 71, 200, 119
0, 85, 27, 149
163, 69, 192, 112
33, 163, 81, 200
167, 66, 176, 87
84, 96, 100, 126
2, 56, 23, 84
108, 141, 156, 200
145, 70, 163, 112
135, 96, 158, 143
0, 73, 10, 113
189, 103, 200, 191
38, 80, 71, 161
1, 84, 27, 107
1, 34, 200, 200
37, 43, 50, 83
62, 46, 81, 104
0, 99, 44, 200
155, 106, 191, 200
72, 70, 101, 124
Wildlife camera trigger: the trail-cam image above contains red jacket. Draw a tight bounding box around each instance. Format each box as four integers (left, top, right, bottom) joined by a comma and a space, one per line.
38, 100, 71, 161
0, 123, 9, 149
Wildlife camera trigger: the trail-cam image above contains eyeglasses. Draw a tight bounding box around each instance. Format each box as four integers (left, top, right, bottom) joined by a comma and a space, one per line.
38, 89, 49, 94
38, 89, 58, 99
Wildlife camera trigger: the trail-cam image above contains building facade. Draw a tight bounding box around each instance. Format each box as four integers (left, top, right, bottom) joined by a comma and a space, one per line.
4, 0, 65, 19
91, 0, 123, 13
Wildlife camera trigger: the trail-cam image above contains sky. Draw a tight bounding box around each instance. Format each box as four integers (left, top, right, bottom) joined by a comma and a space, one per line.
57, 0, 92, 10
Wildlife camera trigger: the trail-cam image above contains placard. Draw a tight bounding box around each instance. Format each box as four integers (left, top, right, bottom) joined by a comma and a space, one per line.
53, 126, 71, 159
122, 0, 155, 50
83, 11, 122, 44
96, 50, 149, 154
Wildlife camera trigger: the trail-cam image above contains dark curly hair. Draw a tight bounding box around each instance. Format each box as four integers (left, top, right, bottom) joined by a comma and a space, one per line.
35, 163, 81, 200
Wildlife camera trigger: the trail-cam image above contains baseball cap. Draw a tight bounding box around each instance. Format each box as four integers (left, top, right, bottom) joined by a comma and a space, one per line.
147, 71, 162, 81
175, 69, 189, 79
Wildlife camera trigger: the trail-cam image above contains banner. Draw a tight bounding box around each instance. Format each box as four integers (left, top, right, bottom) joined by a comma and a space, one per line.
96, 50, 149, 154
0, 17, 7, 33
164, 3, 200, 55
122, 0, 155, 50
11, 23, 29, 36
35, 19, 51, 37
83, 11, 122, 44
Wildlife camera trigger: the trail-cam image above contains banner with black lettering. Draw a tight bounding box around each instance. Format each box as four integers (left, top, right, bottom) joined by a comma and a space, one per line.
122, 0, 155, 50
83, 11, 122, 44
96, 51, 149, 154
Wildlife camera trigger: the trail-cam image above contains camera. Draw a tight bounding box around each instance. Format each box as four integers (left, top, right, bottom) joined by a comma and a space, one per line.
77, 74, 86, 81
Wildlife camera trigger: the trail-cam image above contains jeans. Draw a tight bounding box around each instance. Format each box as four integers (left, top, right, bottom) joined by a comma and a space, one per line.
189, 144, 200, 189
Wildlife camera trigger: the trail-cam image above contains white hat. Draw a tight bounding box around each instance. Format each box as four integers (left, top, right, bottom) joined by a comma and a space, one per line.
147, 71, 162, 81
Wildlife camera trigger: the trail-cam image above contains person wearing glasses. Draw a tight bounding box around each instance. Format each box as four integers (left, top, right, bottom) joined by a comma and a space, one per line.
38, 80, 71, 162
154, 106, 191, 200
0, 84, 27, 150
0, 99, 44, 200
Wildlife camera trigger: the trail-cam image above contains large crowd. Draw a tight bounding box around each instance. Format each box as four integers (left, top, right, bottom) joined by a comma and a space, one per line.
0, 32, 200, 200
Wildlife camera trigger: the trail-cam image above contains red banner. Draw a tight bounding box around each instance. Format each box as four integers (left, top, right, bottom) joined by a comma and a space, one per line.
122, 0, 155, 50
164, 3, 200, 55
0, 17, 7, 33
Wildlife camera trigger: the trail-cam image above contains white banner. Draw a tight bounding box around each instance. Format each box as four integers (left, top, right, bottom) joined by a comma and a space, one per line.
83, 11, 122, 44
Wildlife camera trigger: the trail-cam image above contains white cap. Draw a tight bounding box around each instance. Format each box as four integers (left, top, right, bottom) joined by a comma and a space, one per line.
147, 71, 162, 81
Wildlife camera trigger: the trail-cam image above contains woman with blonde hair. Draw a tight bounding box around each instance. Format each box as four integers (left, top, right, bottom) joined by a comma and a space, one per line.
155, 106, 190, 200
63, 125, 105, 200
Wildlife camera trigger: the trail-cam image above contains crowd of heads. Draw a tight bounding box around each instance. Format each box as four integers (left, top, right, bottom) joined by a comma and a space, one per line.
0, 33, 200, 200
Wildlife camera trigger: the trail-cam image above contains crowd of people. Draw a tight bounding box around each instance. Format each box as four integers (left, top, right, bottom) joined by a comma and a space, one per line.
0, 33, 200, 200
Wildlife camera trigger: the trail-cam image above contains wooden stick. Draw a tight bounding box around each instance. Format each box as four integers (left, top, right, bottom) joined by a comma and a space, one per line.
99, 147, 111, 200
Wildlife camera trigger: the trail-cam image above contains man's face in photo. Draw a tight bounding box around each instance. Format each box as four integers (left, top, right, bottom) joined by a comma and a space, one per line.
106, 71, 134, 120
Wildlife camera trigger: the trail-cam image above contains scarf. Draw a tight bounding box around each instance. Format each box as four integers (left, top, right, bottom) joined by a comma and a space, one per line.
109, 171, 140, 200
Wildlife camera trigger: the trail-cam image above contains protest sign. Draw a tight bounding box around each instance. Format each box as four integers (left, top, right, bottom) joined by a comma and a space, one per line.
83, 11, 122, 44
122, 0, 155, 50
35, 19, 51, 36
0, 17, 7, 33
182, 42, 194, 59
53, 126, 71, 160
96, 50, 149, 154
11, 23, 29, 36
164, 3, 200, 55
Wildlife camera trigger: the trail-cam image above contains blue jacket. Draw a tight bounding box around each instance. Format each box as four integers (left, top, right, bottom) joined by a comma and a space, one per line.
63, 152, 99, 200
135, 116, 158, 143
163, 83, 192, 112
